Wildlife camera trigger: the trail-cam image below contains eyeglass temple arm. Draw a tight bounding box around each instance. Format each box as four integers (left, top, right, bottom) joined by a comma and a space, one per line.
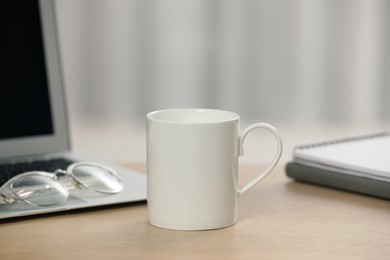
0, 190, 16, 205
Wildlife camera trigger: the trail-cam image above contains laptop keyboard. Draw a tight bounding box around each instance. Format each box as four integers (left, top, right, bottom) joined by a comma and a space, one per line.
0, 158, 75, 186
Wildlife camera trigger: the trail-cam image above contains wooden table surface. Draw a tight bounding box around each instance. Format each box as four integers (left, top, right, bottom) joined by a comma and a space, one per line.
1, 164, 389, 259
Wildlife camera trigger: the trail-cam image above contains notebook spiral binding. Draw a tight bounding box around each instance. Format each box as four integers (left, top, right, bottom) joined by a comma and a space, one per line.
296, 132, 390, 150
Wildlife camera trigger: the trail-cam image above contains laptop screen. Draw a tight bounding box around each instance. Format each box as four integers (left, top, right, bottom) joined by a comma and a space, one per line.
1, 1, 54, 140
0, 0, 70, 160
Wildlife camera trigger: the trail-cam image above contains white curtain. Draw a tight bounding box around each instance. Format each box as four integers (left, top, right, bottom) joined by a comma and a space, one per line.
55, 0, 390, 123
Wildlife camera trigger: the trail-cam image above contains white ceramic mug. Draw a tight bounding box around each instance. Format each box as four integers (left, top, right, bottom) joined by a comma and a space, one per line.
146, 108, 282, 230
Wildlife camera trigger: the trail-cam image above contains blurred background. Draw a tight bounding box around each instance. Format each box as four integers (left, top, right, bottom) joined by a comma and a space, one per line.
54, 0, 390, 164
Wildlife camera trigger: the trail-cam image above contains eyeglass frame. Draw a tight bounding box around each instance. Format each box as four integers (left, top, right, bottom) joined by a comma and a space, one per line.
0, 161, 123, 206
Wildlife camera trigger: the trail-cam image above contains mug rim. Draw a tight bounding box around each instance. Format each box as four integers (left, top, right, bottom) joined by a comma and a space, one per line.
146, 108, 240, 124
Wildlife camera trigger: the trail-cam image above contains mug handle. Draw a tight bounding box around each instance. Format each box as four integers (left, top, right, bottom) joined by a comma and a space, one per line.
238, 123, 283, 196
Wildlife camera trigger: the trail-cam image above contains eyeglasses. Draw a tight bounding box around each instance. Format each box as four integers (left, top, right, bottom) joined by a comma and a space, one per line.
0, 162, 123, 207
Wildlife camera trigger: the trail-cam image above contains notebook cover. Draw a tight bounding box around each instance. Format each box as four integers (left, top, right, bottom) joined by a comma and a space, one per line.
285, 162, 390, 200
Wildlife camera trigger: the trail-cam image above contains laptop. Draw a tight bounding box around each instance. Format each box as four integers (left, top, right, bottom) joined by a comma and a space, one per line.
0, 0, 146, 219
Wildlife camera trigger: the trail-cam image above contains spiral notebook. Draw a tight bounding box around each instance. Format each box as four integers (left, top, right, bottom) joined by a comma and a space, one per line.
286, 132, 390, 199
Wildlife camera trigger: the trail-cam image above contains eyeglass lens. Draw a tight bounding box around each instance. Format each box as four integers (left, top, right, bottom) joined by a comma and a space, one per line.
10, 174, 68, 206
70, 164, 123, 193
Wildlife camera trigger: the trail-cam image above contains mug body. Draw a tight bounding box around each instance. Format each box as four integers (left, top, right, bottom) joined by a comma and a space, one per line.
147, 109, 240, 230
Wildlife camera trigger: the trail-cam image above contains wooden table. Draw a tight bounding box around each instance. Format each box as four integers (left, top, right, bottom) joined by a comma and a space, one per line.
1, 164, 389, 259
